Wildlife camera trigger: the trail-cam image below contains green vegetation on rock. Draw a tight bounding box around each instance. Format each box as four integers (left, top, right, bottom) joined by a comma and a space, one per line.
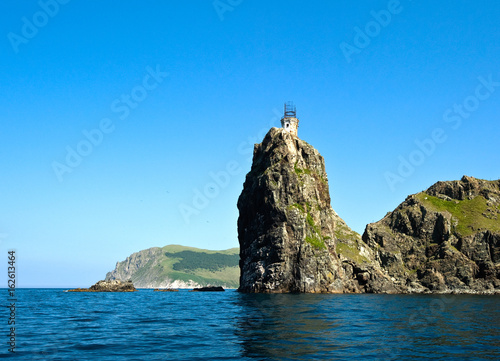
417, 193, 500, 236
165, 251, 239, 272
288, 202, 326, 249
289, 203, 306, 213
294, 161, 311, 176
305, 235, 326, 250
306, 213, 319, 233
336, 241, 368, 264
334, 223, 360, 243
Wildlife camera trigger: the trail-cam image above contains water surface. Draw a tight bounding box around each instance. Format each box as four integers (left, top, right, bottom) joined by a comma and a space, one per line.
2, 289, 499, 360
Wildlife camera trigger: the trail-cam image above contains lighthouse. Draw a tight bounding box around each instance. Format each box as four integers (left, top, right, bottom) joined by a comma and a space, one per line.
281, 102, 299, 136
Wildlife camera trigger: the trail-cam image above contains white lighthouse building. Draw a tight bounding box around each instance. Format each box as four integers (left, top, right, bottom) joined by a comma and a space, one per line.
281, 102, 299, 136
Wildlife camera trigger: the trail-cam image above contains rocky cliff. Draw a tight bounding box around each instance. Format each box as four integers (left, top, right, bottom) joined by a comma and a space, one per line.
237, 127, 500, 294
237, 127, 395, 293
363, 176, 500, 294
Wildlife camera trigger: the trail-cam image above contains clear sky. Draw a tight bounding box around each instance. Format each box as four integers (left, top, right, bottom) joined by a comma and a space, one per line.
1, 0, 499, 287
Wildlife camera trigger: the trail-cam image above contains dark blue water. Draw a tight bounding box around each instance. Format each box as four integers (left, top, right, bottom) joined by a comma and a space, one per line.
1, 289, 499, 360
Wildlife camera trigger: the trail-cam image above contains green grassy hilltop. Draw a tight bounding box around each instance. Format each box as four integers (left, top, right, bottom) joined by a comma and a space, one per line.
105, 245, 240, 288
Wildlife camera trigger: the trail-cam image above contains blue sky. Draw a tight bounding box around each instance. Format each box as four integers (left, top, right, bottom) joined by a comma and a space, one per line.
1, 0, 499, 287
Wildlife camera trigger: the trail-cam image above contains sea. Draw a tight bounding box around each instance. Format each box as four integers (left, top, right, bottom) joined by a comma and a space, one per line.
1, 289, 499, 360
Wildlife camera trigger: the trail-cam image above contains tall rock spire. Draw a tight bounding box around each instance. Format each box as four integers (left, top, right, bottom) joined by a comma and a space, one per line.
237, 127, 345, 293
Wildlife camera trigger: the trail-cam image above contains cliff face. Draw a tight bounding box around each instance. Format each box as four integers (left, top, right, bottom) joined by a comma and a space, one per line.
363, 176, 500, 293
237, 128, 342, 293
106, 247, 167, 287
237, 127, 395, 293
237, 127, 499, 294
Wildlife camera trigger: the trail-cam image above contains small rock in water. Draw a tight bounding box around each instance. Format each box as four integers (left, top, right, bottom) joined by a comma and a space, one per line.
67, 279, 136, 292
191, 286, 225, 292
153, 288, 178, 292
